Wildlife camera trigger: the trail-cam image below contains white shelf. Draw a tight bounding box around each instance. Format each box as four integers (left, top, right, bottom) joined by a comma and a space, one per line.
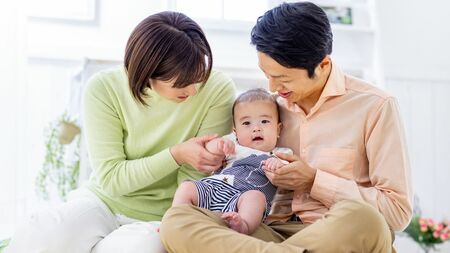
309, 0, 381, 85
331, 24, 374, 33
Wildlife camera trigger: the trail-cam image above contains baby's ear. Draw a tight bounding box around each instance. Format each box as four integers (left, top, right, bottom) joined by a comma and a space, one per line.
232, 128, 238, 141
277, 122, 283, 137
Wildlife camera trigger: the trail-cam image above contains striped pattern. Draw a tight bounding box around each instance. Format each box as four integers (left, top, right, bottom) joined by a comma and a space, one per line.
194, 154, 276, 219
194, 178, 241, 213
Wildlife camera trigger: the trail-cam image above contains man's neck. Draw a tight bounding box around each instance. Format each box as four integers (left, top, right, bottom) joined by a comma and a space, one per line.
296, 66, 332, 115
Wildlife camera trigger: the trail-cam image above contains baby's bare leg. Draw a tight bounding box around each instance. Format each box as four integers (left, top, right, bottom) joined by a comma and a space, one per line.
221, 190, 266, 234
172, 181, 199, 207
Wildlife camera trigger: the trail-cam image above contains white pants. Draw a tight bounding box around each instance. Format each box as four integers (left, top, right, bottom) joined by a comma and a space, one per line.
5, 188, 166, 253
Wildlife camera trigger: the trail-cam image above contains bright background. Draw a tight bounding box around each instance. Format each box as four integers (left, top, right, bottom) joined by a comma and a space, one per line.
1, 0, 450, 252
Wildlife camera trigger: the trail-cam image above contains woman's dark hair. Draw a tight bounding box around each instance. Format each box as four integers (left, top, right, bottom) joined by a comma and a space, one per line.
124, 11, 212, 105
232, 88, 280, 125
251, 2, 333, 78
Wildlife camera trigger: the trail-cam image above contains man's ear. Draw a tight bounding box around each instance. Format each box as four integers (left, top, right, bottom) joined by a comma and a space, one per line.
315, 55, 331, 76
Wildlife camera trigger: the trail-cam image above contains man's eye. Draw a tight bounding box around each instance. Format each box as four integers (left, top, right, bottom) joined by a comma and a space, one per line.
242, 121, 250, 126
262, 120, 270, 124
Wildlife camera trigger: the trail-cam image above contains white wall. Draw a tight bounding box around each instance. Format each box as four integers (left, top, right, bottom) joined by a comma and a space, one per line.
377, 0, 450, 81
377, 1, 450, 251
0, 0, 26, 237
27, 0, 164, 61
0, 0, 169, 236
377, 0, 450, 218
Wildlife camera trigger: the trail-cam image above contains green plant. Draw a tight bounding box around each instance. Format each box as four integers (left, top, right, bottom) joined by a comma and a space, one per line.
0, 238, 10, 252
35, 113, 81, 201
404, 215, 450, 253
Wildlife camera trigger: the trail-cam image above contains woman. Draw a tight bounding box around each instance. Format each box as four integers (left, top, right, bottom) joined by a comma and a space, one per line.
6, 11, 235, 253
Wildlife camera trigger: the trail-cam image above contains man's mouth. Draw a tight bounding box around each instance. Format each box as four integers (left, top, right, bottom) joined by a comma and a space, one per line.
278, 91, 291, 98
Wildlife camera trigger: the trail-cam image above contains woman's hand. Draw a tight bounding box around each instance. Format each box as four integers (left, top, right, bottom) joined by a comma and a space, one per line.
264, 153, 317, 193
170, 134, 225, 173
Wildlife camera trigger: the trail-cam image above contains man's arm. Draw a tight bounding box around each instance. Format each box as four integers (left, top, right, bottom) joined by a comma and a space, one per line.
310, 97, 413, 231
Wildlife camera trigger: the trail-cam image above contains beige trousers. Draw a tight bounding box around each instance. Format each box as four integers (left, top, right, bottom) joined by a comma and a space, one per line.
160, 200, 393, 253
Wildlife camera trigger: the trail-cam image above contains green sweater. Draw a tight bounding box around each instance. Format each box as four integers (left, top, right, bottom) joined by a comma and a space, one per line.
83, 67, 236, 221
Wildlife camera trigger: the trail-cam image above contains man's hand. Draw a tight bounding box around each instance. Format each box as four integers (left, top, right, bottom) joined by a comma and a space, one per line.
170, 134, 225, 173
264, 152, 317, 193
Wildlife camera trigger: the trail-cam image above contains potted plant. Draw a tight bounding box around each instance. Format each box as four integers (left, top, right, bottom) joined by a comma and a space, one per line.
35, 113, 81, 201
404, 215, 450, 253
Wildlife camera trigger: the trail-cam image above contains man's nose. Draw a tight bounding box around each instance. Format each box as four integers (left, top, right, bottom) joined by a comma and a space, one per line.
268, 78, 279, 92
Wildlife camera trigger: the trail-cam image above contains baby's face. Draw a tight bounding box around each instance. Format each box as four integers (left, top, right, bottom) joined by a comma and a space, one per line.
233, 100, 281, 152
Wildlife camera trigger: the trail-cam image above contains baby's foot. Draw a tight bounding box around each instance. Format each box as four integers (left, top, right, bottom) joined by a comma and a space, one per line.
221, 212, 249, 234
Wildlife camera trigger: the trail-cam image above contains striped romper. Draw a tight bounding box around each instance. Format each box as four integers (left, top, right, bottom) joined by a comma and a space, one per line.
193, 153, 277, 220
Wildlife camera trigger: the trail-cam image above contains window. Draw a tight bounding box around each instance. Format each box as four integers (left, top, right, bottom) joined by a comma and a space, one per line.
169, 0, 270, 23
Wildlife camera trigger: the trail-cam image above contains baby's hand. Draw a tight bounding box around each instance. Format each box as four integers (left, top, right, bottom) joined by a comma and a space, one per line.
262, 157, 284, 172
217, 138, 235, 156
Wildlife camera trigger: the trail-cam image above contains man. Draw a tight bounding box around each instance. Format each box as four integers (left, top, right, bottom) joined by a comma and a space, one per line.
160, 2, 412, 252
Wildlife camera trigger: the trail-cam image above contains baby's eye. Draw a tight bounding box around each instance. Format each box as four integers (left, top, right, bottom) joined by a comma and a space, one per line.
242, 121, 250, 126
261, 120, 270, 124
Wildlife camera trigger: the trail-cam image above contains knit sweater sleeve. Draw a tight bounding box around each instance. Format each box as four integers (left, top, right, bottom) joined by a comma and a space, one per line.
83, 72, 180, 197
177, 72, 236, 184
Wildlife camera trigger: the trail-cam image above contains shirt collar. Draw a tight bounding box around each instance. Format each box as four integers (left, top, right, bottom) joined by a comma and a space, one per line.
282, 61, 347, 113
320, 62, 346, 99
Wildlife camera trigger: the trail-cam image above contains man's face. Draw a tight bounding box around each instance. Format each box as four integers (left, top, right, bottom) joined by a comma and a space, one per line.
257, 52, 327, 106
233, 100, 281, 152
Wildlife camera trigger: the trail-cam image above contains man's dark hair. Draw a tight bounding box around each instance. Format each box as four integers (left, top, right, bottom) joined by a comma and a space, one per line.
251, 2, 333, 78
125, 11, 212, 105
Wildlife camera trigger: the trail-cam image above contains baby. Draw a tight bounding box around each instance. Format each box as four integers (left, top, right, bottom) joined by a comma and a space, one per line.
172, 88, 291, 234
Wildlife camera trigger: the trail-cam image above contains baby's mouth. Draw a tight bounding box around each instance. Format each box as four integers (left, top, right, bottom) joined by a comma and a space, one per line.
252, 136, 264, 141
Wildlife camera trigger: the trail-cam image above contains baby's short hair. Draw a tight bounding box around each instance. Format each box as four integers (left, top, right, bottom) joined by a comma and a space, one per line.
232, 88, 280, 124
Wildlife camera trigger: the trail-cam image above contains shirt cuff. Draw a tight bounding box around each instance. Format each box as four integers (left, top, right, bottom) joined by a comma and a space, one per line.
310, 169, 339, 208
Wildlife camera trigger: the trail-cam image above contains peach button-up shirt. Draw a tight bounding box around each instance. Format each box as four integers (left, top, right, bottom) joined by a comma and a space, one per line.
269, 63, 413, 231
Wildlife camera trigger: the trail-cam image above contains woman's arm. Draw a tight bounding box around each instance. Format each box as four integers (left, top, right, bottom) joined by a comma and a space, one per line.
177, 72, 236, 183
83, 73, 182, 197
84, 71, 236, 196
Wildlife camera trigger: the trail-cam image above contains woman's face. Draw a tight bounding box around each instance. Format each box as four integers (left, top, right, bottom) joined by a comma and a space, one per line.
150, 79, 199, 102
